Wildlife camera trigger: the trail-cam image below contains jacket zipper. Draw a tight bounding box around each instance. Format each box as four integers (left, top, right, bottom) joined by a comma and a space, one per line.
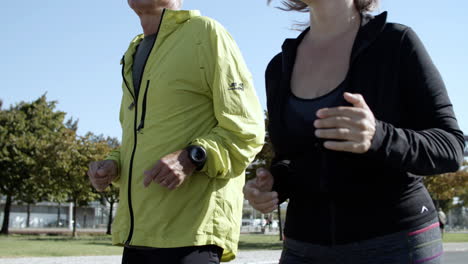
121, 56, 136, 108
124, 8, 166, 245
137, 80, 150, 133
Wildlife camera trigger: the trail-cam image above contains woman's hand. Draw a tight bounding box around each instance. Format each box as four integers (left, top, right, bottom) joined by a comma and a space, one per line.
243, 168, 278, 214
314, 92, 376, 154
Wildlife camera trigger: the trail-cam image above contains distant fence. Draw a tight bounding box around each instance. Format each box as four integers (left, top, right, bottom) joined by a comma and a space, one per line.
1, 201, 466, 233
0, 202, 112, 230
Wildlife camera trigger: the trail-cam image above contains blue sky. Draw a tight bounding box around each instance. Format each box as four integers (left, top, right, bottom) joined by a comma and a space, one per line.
1, 0, 467, 140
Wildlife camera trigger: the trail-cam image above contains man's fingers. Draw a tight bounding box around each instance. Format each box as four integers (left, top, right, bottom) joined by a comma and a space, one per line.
143, 170, 154, 187
96, 168, 109, 177
143, 161, 163, 187
95, 183, 110, 192
88, 162, 100, 178
93, 177, 111, 186
98, 160, 116, 175
153, 162, 169, 184
166, 181, 178, 190
166, 176, 183, 190
158, 172, 175, 186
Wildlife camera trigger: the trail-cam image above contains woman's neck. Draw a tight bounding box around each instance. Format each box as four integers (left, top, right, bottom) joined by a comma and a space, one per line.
306, 0, 360, 43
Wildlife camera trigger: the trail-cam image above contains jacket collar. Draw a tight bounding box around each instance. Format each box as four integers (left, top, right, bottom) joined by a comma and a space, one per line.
281, 11, 388, 73
121, 9, 201, 97
126, 9, 201, 56
351, 11, 388, 63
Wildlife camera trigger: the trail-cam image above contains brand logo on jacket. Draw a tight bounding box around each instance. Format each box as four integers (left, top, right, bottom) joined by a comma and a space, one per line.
421, 206, 429, 213
228, 82, 244, 91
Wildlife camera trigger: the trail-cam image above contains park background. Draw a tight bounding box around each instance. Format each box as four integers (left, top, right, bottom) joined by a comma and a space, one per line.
1, 0, 468, 260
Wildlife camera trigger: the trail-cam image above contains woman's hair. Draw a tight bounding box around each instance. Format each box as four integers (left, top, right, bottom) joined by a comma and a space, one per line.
268, 0, 379, 13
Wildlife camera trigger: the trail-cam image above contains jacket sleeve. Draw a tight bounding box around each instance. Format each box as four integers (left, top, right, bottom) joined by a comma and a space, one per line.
367, 27, 465, 175
270, 158, 292, 204
264, 55, 292, 203
106, 147, 121, 186
104, 94, 125, 185
191, 21, 265, 179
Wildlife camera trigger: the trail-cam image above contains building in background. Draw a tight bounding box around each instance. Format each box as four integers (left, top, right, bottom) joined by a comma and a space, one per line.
0, 200, 112, 231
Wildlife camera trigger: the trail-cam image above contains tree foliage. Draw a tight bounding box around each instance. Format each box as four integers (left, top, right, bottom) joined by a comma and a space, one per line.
0, 95, 66, 234
424, 161, 468, 212
0, 95, 120, 236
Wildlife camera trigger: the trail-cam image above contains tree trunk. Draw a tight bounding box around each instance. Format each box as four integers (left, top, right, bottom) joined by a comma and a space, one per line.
72, 201, 77, 238
277, 205, 283, 241
57, 202, 61, 227
106, 202, 114, 235
26, 203, 31, 228
0, 195, 12, 235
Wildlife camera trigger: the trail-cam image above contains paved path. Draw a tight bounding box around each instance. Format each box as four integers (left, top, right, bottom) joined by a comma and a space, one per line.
0, 251, 282, 264
0, 244, 467, 264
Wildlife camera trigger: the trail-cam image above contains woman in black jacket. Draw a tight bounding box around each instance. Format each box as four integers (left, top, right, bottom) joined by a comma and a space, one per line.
243, 0, 465, 263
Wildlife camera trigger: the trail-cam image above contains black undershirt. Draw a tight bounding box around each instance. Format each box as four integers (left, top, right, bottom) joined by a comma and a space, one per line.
284, 81, 346, 151
132, 34, 157, 96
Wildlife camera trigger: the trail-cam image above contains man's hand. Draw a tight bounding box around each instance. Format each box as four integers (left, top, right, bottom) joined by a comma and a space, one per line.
315, 92, 376, 153
88, 160, 118, 192
143, 149, 196, 190
243, 168, 278, 213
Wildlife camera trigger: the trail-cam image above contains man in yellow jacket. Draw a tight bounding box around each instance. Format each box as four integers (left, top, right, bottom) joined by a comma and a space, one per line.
87, 0, 264, 263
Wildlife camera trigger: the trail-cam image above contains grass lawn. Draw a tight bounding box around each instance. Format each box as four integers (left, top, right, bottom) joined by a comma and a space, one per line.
443, 232, 468, 243
238, 234, 283, 250
0, 233, 466, 258
0, 234, 122, 258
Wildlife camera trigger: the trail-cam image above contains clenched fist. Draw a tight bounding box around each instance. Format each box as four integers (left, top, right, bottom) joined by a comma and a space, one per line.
315, 92, 376, 153
88, 160, 118, 192
243, 168, 278, 214
143, 149, 196, 190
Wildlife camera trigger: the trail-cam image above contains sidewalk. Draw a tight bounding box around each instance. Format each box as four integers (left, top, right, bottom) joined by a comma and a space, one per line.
0, 244, 467, 264
0, 251, 283, 264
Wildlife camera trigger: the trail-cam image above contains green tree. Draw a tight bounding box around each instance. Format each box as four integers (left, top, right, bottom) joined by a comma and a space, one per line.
53, 132, 102, 237
0, 95, 66, 234
424, 161, 468, 213
48, 119, 80, 227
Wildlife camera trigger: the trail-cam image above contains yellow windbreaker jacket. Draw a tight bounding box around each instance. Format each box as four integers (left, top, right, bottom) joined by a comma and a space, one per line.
106, 9, 265, 261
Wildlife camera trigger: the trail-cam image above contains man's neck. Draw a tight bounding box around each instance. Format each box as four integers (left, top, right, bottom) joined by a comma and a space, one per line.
307, 0, 360, 43
138, 7, 165, 37
133, 0, 182, 37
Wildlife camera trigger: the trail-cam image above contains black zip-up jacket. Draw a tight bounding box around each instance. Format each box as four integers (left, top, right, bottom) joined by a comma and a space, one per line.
266, 12, 465, 245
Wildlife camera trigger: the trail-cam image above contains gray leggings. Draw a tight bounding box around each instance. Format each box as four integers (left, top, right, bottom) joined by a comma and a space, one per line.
280, 218, 442, 264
